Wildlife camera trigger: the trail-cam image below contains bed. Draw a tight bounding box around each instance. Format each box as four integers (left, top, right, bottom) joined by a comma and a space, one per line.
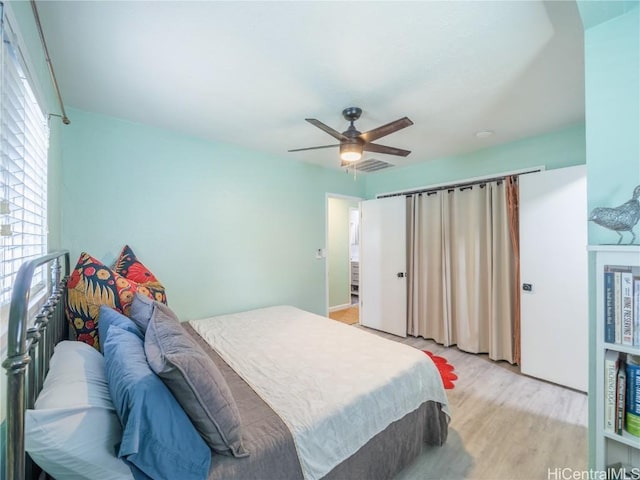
3, 251, 450, 480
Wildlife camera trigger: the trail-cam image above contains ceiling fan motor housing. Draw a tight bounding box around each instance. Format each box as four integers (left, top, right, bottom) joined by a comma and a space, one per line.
342, 107, 362, 122
342, 107, 363, 141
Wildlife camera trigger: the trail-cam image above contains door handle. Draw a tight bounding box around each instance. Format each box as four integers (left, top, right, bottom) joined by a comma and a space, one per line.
397, 272, 406, 278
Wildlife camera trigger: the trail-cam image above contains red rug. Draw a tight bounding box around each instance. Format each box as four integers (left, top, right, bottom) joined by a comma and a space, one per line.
422, 350, 457, 389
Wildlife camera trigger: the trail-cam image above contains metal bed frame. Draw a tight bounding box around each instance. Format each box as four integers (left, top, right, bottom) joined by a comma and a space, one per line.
2, 251, 70, 480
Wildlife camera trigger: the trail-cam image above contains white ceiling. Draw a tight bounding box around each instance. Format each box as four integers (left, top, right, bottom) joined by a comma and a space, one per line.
35, 0, 585, 171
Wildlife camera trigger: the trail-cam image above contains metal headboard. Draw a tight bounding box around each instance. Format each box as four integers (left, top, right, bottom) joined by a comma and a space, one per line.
2, 251, 70, 480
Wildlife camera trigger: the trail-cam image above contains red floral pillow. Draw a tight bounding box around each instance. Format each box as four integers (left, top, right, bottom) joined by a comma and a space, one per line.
114, 245, 167, 304
66, 250, 167, 350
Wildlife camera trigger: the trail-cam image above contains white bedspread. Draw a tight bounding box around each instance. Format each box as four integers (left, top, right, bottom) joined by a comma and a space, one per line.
189, 305, 450, 480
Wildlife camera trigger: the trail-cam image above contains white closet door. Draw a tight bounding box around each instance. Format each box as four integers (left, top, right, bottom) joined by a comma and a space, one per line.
520, 165, 588, 391
360, 196, 407, 337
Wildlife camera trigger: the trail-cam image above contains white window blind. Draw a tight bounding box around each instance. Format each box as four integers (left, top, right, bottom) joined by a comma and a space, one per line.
0, 4, 49, 312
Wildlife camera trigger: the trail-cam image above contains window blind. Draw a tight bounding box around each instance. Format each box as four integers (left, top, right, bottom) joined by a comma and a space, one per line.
0, 4, 49, 311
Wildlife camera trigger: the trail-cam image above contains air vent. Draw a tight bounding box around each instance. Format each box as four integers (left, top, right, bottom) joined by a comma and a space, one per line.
341, 158, 394, 173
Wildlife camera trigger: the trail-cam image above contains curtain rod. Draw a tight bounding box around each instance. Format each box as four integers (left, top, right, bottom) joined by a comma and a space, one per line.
30, 0, 69, 125
377, 168, 541, 199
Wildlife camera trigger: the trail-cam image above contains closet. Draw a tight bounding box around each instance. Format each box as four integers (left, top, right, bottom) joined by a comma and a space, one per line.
359, 165, 588, 391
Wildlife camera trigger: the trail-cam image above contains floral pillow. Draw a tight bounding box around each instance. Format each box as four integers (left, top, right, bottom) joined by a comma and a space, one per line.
66, 250, 167, 350
114, 245, 167, 304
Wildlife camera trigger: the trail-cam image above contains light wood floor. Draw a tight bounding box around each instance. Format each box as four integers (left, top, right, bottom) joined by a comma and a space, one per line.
355, 326, 588, 480
329, 305, 359, 325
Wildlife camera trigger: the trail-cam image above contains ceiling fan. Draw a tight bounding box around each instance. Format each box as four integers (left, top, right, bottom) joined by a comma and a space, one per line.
288, 107, 413, 163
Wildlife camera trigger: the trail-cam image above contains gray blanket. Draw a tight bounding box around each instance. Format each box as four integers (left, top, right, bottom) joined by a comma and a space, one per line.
183, 323, 448, 480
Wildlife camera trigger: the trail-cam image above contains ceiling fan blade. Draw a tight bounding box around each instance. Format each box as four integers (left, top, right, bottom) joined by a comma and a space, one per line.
363, 143, 411, 157
359, 117, 413, 143
306, 119, 349, 141
288, 144, 340, 153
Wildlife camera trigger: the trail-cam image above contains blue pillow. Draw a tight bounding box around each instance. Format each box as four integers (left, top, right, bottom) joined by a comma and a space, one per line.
103, 325, 211, 480
98, 305, 143, 352
129, 293, 155, 334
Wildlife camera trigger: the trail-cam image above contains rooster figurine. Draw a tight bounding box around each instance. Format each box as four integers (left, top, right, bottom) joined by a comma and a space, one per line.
589, 185, 640, 244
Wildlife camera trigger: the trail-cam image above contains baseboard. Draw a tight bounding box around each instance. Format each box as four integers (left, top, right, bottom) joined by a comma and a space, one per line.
328, 303, 352, 313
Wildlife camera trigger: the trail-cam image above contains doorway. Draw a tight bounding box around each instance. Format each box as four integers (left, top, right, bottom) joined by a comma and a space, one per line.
326, 194, 361, 322
348, 206, 360, 306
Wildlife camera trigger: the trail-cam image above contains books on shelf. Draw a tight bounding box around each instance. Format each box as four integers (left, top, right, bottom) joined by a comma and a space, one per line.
604, 265, 640, 347
597, 250, 640, 472
604, 351, 640, 438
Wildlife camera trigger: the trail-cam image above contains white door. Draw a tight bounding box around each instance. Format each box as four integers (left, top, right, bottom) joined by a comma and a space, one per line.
360, 196, 407, 337
520, 165, 588, 391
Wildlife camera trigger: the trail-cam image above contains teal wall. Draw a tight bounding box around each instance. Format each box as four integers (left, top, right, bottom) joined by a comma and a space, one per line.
48, 120, 63, 250
364, 123, 586, 198
327, 196, 359, 309
60, 108, 365, 321
583, 6, 640, 245
577, 1, 640, 469
578, 0, 639, 30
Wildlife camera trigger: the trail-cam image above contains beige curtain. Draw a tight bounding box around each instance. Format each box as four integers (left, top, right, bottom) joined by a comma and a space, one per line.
408, 192, 449, 344
407, 181, 516, 363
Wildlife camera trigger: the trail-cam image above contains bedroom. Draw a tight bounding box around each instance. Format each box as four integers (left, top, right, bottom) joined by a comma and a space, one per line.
1, 1, 639, 479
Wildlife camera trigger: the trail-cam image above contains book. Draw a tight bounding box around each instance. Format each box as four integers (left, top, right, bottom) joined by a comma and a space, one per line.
615, 271, 624, 344
634, 276, 640, 346
617, 358, 627, 434
622, 271, 634, 345
605, 270, 615, 343
626, 410, 640, 437
605, 350, 620, 432
626, 357, 640, 437
626, 356, 640, 416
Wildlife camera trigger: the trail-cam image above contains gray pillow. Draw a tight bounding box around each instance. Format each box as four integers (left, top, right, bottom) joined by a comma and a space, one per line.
129, 293, 155, 334
144, 302, 248, 457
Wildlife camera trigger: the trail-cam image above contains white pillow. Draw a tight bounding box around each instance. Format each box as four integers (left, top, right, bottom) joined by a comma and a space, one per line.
25, 340, 133, 480
34, 340, 111, 409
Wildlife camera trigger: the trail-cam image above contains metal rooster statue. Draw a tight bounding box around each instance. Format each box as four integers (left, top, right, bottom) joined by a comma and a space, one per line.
589, 185, 640, 244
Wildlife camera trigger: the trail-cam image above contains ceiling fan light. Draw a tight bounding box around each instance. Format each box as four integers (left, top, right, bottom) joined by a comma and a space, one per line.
340, 142, 363, 162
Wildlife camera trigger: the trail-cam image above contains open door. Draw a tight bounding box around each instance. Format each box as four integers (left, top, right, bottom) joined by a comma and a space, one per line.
519, 165, 588, 391
360, 196, 407, 337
